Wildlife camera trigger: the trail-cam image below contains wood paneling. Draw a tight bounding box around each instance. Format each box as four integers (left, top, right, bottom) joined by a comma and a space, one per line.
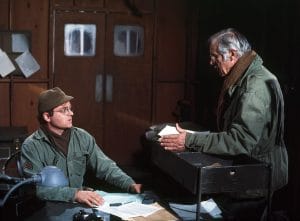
155, 83, 185, 123
105, 0, 130, 12
0, 0, 9, 29
0, 0, 51, 132
134, 0, 154, 13
156, 0, 187, 81
53, 0, 73, 8
104, 13, 154, 165
74, 0, 104, 8
52, 11, 105, 145
52, 10, 154, 165
0, 83, 10, 126
10, 0, 49, 79
105, 0, 153, 13
11, 83, 46, 132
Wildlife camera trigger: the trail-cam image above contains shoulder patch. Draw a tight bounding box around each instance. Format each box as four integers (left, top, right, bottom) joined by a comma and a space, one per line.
23, 161, 33, 170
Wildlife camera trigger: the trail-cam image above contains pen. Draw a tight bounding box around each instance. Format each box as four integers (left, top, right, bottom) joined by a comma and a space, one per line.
109, 201, 133, 207
109, 203, 122, 207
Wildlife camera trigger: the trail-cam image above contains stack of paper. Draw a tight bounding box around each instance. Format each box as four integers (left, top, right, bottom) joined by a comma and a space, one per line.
169, 198, 222, 220
95, 191, 162, 220
97, 202, 162, 220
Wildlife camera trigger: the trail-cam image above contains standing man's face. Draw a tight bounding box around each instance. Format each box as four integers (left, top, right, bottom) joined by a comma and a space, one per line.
209, 42, 238, 77
43, 101, 74, 135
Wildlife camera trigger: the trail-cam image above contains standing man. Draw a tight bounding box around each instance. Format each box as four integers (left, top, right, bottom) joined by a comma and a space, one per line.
160, 28, 288, 220
21, 87, 141, 207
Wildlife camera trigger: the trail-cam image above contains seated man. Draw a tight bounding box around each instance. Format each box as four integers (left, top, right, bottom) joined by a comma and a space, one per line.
21, 87, 141, 207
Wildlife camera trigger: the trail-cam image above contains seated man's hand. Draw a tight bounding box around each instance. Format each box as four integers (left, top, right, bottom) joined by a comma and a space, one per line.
130, 183, 142, 193
159, 123, 186, 152
74, 190, 104, 207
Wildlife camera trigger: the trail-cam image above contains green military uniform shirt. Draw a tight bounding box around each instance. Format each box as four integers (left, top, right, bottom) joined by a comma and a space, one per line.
21, 127, 135, 202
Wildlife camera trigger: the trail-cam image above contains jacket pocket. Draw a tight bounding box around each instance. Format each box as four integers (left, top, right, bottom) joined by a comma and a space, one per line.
72, 153, 87, 177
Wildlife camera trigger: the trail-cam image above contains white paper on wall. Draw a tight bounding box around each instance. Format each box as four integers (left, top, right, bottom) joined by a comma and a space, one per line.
15, 50, 40, 78
12, 33, 29, 53
0, 48, 16, 77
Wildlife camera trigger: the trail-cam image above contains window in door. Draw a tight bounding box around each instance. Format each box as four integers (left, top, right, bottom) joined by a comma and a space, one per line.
113, 25, 144, 57
64, 24, 96, 56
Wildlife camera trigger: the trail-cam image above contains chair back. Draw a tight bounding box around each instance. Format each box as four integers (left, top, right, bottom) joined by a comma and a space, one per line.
0, 126, 28, 177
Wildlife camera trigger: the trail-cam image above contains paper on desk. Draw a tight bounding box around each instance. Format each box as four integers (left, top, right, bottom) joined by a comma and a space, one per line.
95, 190, 143, 206
169, 198, 222, 219
158, 125, 209, 136
95, 191, 162, 219
96, 201, 162, 220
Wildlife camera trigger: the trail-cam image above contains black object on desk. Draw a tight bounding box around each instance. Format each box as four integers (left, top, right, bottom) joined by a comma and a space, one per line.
148, 134, 272, 221
73, 208, 104, 221
25, 201, 113, 221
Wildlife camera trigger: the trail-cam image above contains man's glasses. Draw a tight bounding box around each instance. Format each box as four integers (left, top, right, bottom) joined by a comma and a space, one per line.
53, 107, 73, 115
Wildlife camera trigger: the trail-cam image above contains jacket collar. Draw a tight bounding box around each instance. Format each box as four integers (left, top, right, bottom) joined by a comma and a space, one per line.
216, 50, 260, 130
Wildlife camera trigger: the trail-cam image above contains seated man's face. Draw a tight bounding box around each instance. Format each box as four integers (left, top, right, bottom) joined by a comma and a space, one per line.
48, 101, 74, 133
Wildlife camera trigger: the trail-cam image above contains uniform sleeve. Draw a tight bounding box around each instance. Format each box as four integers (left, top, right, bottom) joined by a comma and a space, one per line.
85, 136, 135, 191
21, 141, 44, 177
35, 186, 77, 202
21, 140, 78, 202
186, 77, 270, 156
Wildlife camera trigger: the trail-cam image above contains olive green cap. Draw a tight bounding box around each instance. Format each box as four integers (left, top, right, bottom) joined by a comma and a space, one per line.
38, 87, 73, 114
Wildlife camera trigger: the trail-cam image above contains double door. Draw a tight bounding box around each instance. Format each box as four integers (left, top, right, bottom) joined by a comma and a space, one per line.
52, 10, 153, 165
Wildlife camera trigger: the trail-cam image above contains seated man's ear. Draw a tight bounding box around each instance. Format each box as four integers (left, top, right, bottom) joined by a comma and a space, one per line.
43, 112, 51, 123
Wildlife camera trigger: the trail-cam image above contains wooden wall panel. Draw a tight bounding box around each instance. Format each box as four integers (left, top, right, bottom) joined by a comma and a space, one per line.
105, 0, 153, 13
10, 0, 49, 79
74, 0, 104, 8
0, 84, 10, 126
11, 83, 47, 132
105, 0, 130, 11
154, 83, 185, 123
133, 0, 154, 13
0, 0, 9, 29
156, 0, 187, 81
53, 0, 73, 7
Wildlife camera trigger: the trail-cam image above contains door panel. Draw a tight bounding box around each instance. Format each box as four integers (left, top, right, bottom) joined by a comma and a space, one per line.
104, 14, 153, 165
52, 11, 153, 165
53, 11, 105, 145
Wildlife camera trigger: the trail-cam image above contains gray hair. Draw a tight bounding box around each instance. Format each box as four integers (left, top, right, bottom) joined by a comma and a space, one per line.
208, 28, 251, 60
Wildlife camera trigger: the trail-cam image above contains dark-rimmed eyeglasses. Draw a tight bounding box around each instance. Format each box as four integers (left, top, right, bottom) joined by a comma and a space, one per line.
53, 107, 73, 115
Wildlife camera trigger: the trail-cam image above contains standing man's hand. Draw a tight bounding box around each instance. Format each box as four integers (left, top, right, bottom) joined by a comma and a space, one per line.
74, 190, 104, 207
159, 123, 186, 152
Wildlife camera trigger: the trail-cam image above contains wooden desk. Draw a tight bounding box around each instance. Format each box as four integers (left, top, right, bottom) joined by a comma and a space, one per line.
128, 203, 178, 221
150, 141, 272, 221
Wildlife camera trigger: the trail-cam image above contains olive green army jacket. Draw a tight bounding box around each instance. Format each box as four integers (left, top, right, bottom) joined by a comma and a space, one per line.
21, 127, 135, 202
185, 55, 288, 193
